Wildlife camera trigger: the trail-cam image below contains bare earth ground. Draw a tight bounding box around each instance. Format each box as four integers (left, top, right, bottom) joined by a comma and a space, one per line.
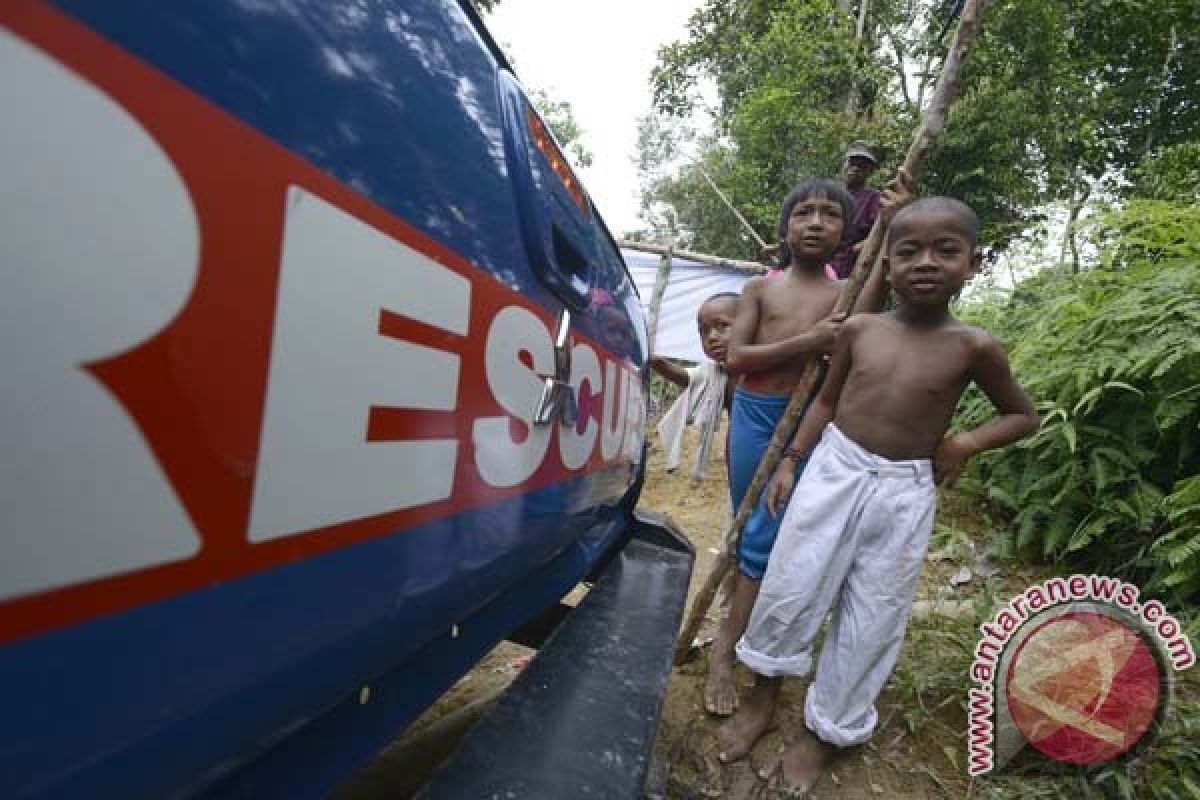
337, 423, 1074, 799
638, 424, 1028, 800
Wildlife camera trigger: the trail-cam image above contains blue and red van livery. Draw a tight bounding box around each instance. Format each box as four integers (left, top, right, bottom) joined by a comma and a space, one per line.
1, 2, 689, 797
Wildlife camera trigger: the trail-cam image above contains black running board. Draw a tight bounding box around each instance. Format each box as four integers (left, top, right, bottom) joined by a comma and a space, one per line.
416, 510, 693, 799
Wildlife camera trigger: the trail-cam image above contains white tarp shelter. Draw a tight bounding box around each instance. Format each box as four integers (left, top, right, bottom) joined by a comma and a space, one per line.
621, 247, 755, 363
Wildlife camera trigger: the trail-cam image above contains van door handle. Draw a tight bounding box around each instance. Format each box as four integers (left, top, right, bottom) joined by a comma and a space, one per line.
497, 71, 595, 311
533, 309, 577, 426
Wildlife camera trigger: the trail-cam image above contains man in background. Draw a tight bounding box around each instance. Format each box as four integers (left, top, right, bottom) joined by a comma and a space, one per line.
830, 140, 882, 279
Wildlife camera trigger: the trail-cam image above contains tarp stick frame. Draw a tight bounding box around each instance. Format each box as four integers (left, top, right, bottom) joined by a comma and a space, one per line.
645, 244, 674, 356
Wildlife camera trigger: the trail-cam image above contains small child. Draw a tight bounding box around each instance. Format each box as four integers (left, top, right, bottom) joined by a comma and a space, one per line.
724, 197, 1038, 793
707, 176, 905, 724
650, 292, 739, 475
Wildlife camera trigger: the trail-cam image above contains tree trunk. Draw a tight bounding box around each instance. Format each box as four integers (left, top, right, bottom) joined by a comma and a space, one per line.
1057, 161, 1092, 275
888, 31, 915, 112
844, 0, 872, 114
1142, 25, 1178, 157
856, 0, 871, 40
1066, 182, 1091, 274
1057, 164, 1078, 270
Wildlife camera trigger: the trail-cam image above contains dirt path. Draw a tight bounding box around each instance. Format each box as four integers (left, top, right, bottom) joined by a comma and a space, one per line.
639, 425, 1046, 799
641, 426, 953, 799
340, 422, 1048, 798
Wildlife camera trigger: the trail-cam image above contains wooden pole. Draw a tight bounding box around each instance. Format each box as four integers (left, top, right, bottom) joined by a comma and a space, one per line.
645, 244, 674, 356
698, 167, 769, 252
619, 240, 766, 275
674, 0, 990, 664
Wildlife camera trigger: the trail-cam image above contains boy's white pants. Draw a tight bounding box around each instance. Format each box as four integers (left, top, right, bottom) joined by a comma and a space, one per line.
735, 424, 936, 747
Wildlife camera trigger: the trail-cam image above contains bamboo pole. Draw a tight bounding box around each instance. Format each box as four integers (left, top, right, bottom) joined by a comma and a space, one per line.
673, 0, 990, 664
619, 240, 767, 274
645, 244, 674, 356
698, 167, 769, 252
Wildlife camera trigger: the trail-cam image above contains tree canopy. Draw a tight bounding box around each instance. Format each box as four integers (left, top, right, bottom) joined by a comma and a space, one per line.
635, 0, 1198, 261
528, 88, 594, 170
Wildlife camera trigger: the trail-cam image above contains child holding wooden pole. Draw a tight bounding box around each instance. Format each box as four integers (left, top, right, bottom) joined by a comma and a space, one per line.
704, 177, 905, 722
670, 1, 994, 783
726, 197, 1038, 793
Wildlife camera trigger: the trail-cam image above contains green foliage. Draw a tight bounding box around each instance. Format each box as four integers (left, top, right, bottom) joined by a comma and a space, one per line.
639, 0, 1199, 258
1153, 476, 1200, 598
527, 88, 594, 170
978, 681, 1200, 799
956, 202, 1200, 599
1069, 0, 1200, 170
920, 0, 1096, 245
725, 1, 901, 204
645, 0, 1052, 248
638, 0, 906, 257
650, 0, 792, 120
632, 112, 757, 256
1131, 142, 1200, 203
1084, 199, 1200, 269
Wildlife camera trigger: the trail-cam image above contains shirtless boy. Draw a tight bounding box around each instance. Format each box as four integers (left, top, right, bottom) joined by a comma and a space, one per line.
706, 176, 905, 725
724, 197, 1038, 793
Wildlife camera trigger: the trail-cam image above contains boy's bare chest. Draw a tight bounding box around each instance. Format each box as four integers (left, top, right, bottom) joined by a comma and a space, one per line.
850, 329, 972, 403
756, 285, 837, 341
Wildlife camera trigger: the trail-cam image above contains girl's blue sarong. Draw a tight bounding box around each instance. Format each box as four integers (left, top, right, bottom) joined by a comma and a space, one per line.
729, 386, 809, 579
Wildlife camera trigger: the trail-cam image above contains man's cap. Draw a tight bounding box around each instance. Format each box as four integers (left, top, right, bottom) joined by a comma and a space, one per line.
844, 140, 878, 164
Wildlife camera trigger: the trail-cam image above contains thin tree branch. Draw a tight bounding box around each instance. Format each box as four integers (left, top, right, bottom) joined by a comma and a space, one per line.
699, 167, 768, 251
887, 30, 916, 111
1142, 24, 1178, 157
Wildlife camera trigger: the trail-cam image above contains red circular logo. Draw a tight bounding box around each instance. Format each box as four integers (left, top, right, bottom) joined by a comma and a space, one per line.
1005, 611, 1162, 764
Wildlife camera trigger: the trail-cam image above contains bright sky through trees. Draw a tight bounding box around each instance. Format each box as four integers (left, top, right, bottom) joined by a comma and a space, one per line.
486, 1, 704, 235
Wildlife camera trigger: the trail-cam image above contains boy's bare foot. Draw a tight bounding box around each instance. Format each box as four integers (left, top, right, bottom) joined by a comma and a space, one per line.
715, 681, 777, 763
707, 572, 762, 717
704, 649, 738, 716
757, 730, 835, 796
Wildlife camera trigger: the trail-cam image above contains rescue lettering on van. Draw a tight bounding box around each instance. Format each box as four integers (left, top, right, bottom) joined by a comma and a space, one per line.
247, 187, 643, 543
0, 3, 644, 643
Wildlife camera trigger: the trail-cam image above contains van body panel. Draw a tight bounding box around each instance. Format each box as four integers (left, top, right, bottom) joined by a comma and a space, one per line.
0, 2, 650, 797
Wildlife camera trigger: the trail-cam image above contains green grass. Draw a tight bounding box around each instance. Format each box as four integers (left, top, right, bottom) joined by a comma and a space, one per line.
888, 501, 1200, 799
